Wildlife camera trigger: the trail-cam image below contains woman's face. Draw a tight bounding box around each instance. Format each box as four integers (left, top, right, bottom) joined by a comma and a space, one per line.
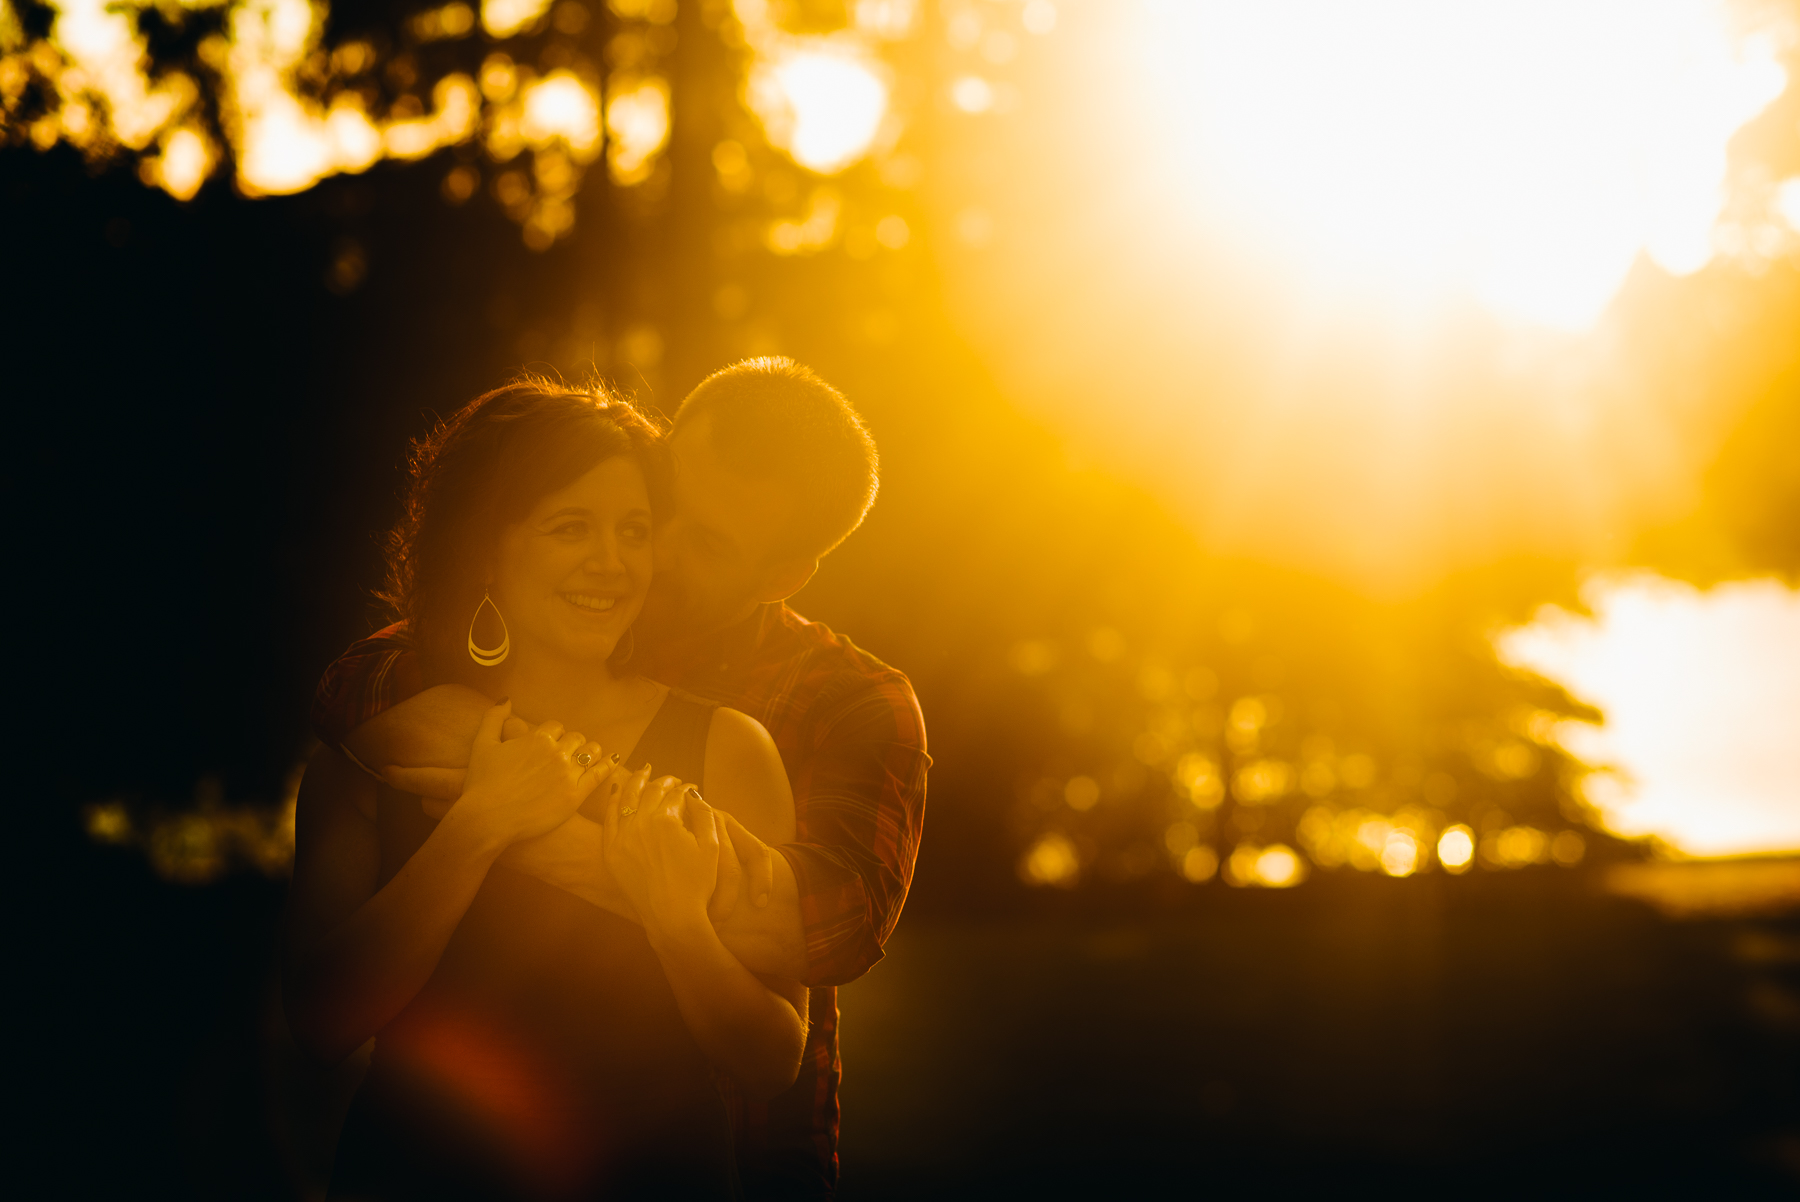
490, 455, 653, 667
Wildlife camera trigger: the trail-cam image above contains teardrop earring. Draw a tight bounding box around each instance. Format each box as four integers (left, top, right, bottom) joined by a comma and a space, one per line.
468, 589, 510, 667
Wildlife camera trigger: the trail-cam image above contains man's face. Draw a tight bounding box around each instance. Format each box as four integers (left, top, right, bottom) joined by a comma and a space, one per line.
639, 418, 804, 642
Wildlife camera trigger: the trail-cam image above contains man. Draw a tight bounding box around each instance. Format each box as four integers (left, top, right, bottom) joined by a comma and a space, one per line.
311, 357, 929, 1198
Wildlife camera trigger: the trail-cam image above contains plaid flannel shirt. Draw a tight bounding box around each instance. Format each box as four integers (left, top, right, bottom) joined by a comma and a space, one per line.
310, 604, 930, 1198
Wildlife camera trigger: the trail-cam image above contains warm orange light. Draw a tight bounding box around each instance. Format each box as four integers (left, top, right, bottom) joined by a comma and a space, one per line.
1020, 832, 1080, 887
1134, 0, 1786, 329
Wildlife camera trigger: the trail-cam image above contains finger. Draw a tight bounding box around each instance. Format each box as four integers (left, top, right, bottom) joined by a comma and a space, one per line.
419, 795, 452, 820
601, 764, 623, 850
475, 697, 512, 746
567, 740, 601, 776
688, 788, 720, 856
501, 715, 531, 741
535, 719, 566, 743
384, 765, 466, 799
581, 749, 621, 782
679, 784, 709, 834
709, 814, 743, 924
650, 776, 686, 820
617, 765, 652, 817
724, 812, 776, 909
578, 752, 625, 821
556, 730, 587, 758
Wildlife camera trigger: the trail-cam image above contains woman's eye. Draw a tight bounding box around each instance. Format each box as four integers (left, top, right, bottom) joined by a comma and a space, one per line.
552, 522, 587, 539
621, 523, 650, 543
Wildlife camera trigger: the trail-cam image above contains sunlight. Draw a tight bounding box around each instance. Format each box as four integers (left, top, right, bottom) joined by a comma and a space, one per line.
601, 73, 666, 185
745, 40, 889, 175
1498, 574, 1800, 857
1135, 0, 1786, 329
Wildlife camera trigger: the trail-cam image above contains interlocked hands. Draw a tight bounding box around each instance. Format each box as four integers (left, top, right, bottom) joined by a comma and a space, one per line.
441, 699, 614, 844
602, 767, 726, 940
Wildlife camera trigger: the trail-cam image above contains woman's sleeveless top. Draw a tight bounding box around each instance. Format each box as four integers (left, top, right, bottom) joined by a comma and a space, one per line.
329, 689, 735, 1202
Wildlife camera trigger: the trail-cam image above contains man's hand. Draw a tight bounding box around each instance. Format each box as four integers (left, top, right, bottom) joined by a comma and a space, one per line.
602, 768, 720, 941
341, 684, 494, 775
708, 810, 776, 923
386, 713, 532, 802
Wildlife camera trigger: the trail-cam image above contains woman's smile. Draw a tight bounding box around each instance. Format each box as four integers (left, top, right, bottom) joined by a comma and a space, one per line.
560, 590, 621, 614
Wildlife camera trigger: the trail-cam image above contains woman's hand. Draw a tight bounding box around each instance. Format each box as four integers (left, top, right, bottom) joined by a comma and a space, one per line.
602, 766, 721, 943
446, 699, 609, 845
604, 766, 808, 1098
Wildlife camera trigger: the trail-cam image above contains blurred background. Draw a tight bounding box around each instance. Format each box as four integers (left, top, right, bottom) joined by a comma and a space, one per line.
7, 0, 1800, 1196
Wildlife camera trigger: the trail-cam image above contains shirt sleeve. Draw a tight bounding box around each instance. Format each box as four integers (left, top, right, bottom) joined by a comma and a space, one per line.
778, 672, 930, 989
310, 622, 424, 748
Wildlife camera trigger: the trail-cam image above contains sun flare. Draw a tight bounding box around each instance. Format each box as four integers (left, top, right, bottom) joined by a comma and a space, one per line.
1136, 0, 1787, 329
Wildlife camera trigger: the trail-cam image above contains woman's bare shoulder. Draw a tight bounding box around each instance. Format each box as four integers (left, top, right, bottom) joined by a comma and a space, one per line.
703, 707, 794, 843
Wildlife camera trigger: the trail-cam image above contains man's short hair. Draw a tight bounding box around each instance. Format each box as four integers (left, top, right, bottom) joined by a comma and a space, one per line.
672, 357, 878, 561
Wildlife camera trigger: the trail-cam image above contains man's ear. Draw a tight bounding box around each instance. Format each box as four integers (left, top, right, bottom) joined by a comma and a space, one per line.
752, 556, 819, 604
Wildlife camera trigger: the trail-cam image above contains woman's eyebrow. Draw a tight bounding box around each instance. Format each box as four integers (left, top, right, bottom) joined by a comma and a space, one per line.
537, 506, 591, 523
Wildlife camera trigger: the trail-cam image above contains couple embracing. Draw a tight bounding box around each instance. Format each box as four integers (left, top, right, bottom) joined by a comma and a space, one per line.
282, 358, 929, 1200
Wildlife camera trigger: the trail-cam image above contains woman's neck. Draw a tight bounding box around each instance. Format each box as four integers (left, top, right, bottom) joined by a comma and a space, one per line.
496, 644, 643, 731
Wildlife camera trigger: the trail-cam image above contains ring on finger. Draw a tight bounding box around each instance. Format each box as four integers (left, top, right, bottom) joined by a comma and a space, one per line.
619, 805, 638, 817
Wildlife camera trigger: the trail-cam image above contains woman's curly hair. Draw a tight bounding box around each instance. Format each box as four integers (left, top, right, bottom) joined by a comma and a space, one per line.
378, 374, 668, 684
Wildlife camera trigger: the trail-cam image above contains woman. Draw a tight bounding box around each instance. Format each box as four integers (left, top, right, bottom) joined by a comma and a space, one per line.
282, 378, 806, 1200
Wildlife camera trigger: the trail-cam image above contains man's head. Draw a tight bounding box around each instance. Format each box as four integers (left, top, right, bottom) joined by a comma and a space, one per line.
640, 357, 878, 640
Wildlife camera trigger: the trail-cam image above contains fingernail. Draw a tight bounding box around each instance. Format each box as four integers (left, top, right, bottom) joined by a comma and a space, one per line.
755, 893, 770, 907
684, 785, 703, 802
608, 752, 623, 765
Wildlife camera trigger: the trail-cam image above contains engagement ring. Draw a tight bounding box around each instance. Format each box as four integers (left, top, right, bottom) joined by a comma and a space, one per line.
575, 751, 593, 767
619, 806, 637, 817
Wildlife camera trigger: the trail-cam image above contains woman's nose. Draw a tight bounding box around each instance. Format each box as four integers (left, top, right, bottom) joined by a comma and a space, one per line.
585, 535, 626, 574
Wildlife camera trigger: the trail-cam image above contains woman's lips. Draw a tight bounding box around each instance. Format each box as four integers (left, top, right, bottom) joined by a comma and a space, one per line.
560, 591, 620, 614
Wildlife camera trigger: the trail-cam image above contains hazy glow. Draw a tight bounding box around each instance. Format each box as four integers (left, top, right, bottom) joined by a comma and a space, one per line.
1379, 829, 1419, 877
1020, 831, 1081, 887
746, 40, 888, 174
481, 0, 551, 38
83, 769, 300, 884
1139, 0, 1786, 328
1180, 844, 1218, 882
1499, 574, 1800, 856
1225, 841, 1308, 887
527, 70, 601, 155
929, 1, 1800, 589
597, 74, 660, 182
